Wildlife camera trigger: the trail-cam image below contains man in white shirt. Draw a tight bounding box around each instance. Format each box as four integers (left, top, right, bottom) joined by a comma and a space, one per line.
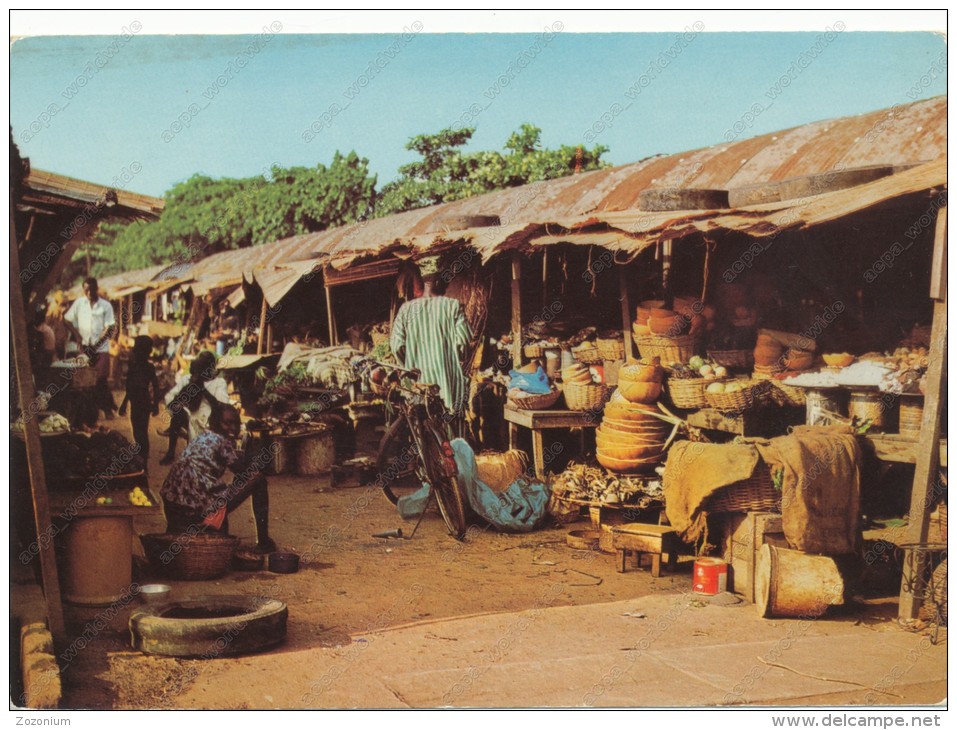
64, 277, 117, 423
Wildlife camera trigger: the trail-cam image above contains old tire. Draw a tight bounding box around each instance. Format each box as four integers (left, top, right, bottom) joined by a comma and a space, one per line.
129, 595, 288, 658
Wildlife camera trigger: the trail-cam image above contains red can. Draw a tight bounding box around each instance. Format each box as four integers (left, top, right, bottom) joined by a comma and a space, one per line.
693, 558, 728, 595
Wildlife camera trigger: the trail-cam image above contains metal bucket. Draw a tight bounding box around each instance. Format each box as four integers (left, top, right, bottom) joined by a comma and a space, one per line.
693, 558, 728, 595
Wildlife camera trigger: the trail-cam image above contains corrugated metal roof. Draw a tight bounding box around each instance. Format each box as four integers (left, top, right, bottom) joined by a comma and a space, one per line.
23, 169, 165, 218
282, 96, 945, 273
84, 96, 946, 304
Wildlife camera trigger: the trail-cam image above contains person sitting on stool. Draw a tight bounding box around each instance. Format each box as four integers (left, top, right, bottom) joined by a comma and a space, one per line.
160, 404, 276, 554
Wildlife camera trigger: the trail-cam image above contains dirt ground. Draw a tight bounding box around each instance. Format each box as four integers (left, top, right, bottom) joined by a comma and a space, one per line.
17, 405, 942, 709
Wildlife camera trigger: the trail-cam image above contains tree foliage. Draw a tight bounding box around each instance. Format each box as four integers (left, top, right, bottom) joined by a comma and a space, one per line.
92, 152, 376, 278
375, 124, 609, 216
87, 126, 610, 278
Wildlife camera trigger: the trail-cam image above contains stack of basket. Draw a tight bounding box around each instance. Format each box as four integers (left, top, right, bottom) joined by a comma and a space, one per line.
632, 300, 702, 363
596, 334, 625, 362
572, 341, 602, 365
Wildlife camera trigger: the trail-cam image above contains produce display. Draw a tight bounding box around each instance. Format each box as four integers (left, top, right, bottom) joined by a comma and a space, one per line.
11, 412, 71, 435
48, 430, 146, 480
549, 461, 665, 507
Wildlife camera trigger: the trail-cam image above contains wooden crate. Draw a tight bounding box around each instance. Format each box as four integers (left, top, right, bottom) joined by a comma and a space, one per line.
721, 512, 787, 602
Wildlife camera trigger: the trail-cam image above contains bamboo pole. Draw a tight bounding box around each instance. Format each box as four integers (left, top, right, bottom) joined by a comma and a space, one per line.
257, 294, 268, 355
899, 207, 947, 620
9, 190, 66, 642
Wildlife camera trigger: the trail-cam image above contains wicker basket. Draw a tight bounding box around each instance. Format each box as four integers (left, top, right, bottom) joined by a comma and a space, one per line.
572, 344, 603, 365
523, 344, 544, 359
634, 334, 697, 364
753, 362, 786, 376
848, 391, 889, 429
508, 388, 561, 411
563, 381, 609, 411
705, 379, 771, 414
899, 396, 924, 437
704, 467, 780, 513
708, 349, 754, 371
141, 532, 240, 581
666, 377, 722, 410
597, 338, 625, 362
71, 367, 98, 389
754, 373, 807, 407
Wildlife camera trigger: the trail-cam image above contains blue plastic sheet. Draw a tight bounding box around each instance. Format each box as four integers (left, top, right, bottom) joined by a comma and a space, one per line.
508, 366, 551, 395
397, 439, 549, 532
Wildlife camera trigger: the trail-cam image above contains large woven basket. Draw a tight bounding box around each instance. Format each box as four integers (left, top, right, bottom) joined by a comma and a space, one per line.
563, 381, 610, 411
634, 334, 697, 364
597, 337, 625, 362
705, 379, 771, 414
704, 466, 780, 513
899, 396, 924, 437
708, 349, 754, 371
666, 377, 723, 410
141, 532, 239, 581
508, 388, 561, 411
572, 343, 603, 365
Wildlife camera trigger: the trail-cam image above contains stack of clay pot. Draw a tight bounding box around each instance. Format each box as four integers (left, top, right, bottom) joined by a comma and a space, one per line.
595, 359, 669, 474
633, 299, 706, 339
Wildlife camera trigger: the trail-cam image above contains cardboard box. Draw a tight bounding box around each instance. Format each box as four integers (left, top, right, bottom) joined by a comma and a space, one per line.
721, 512, 787, 602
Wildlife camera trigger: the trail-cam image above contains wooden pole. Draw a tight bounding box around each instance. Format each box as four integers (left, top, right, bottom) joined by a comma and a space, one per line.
325, 285, 337, 346
9, 191, 66, 642
619, 265, 634, 362
257, 294, 268, 355
541, 250, 548, 311
661, 239, 673, 309
511, 251, 522, 368
898, 206, 947, 621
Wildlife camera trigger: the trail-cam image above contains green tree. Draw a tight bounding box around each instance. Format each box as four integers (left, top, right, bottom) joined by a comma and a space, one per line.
88, 151, 377, 277
376, 124, 609, 216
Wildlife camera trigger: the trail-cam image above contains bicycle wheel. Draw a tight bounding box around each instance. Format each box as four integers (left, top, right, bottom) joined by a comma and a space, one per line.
420, 423, 469, 540
376, 417, 420, 505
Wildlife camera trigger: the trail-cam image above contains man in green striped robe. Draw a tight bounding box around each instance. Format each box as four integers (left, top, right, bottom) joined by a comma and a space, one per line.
391, 256, 471, 428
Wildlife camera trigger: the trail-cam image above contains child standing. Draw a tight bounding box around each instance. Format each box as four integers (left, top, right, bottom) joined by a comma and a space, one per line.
119, 336, 160, 463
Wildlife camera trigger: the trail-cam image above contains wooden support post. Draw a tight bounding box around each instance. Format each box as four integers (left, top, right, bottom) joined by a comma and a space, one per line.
661, 239, 673, 309
325, 285, 337, 346
899, 206, 947, 621
511, 251, 522, 368
257, 294, 268, 355
9, 192, 66, 642
619, 265, 634, 362
541, 249, 548, 311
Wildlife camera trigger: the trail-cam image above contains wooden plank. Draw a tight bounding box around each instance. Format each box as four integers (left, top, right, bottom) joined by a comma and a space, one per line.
510, 251, 522, 368
503, 406, 599, 430
864, 434, 947, 467
324, 258, 401, 286
929, 205, 946, 300
619, 265, 634, 362
899, 217, 947, 620
9, 190, 66, 642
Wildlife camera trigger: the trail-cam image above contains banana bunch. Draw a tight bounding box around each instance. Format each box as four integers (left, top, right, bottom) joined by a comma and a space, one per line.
128, 487, 152, 507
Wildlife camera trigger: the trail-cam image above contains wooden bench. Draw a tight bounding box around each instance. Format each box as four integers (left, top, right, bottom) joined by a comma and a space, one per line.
610, 523, 682, 577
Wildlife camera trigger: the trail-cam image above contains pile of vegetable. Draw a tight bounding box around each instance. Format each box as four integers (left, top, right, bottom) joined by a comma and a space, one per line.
11, 412, 70, 434
549, 461, 665, 506
667, 356, 729, 380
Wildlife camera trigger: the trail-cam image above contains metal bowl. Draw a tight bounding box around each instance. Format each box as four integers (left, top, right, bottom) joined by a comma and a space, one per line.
268, 552, 300, 574
139, 584, 172, 604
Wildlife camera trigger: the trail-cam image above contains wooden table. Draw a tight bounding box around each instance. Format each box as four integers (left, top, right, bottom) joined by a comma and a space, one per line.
503, 406, 599, 479
684, 406, 804, 438
864, 433, 947, 468
610, 523, 682, 577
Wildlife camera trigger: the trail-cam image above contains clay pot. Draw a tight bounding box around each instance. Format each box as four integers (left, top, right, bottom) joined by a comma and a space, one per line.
785, 349, 815, 371
596, 451, 662, 473
616, 381, 662, 404
596, 443, 665, 461
618, 359, 664, 384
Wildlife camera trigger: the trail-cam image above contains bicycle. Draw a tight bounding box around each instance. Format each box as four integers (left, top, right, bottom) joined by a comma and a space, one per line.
371, 362, 469, 540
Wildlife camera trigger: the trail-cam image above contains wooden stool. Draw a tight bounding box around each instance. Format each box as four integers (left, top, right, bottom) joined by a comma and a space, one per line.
610, 523, 681, 578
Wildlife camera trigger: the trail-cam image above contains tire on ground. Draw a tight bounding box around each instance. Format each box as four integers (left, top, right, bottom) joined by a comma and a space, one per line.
129, 595, 288, 658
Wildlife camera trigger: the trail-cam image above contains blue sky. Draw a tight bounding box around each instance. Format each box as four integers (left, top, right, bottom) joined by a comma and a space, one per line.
9, 11, 947, 198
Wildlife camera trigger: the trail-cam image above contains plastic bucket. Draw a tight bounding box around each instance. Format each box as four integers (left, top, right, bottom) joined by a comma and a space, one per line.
693, 558, 727, 595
